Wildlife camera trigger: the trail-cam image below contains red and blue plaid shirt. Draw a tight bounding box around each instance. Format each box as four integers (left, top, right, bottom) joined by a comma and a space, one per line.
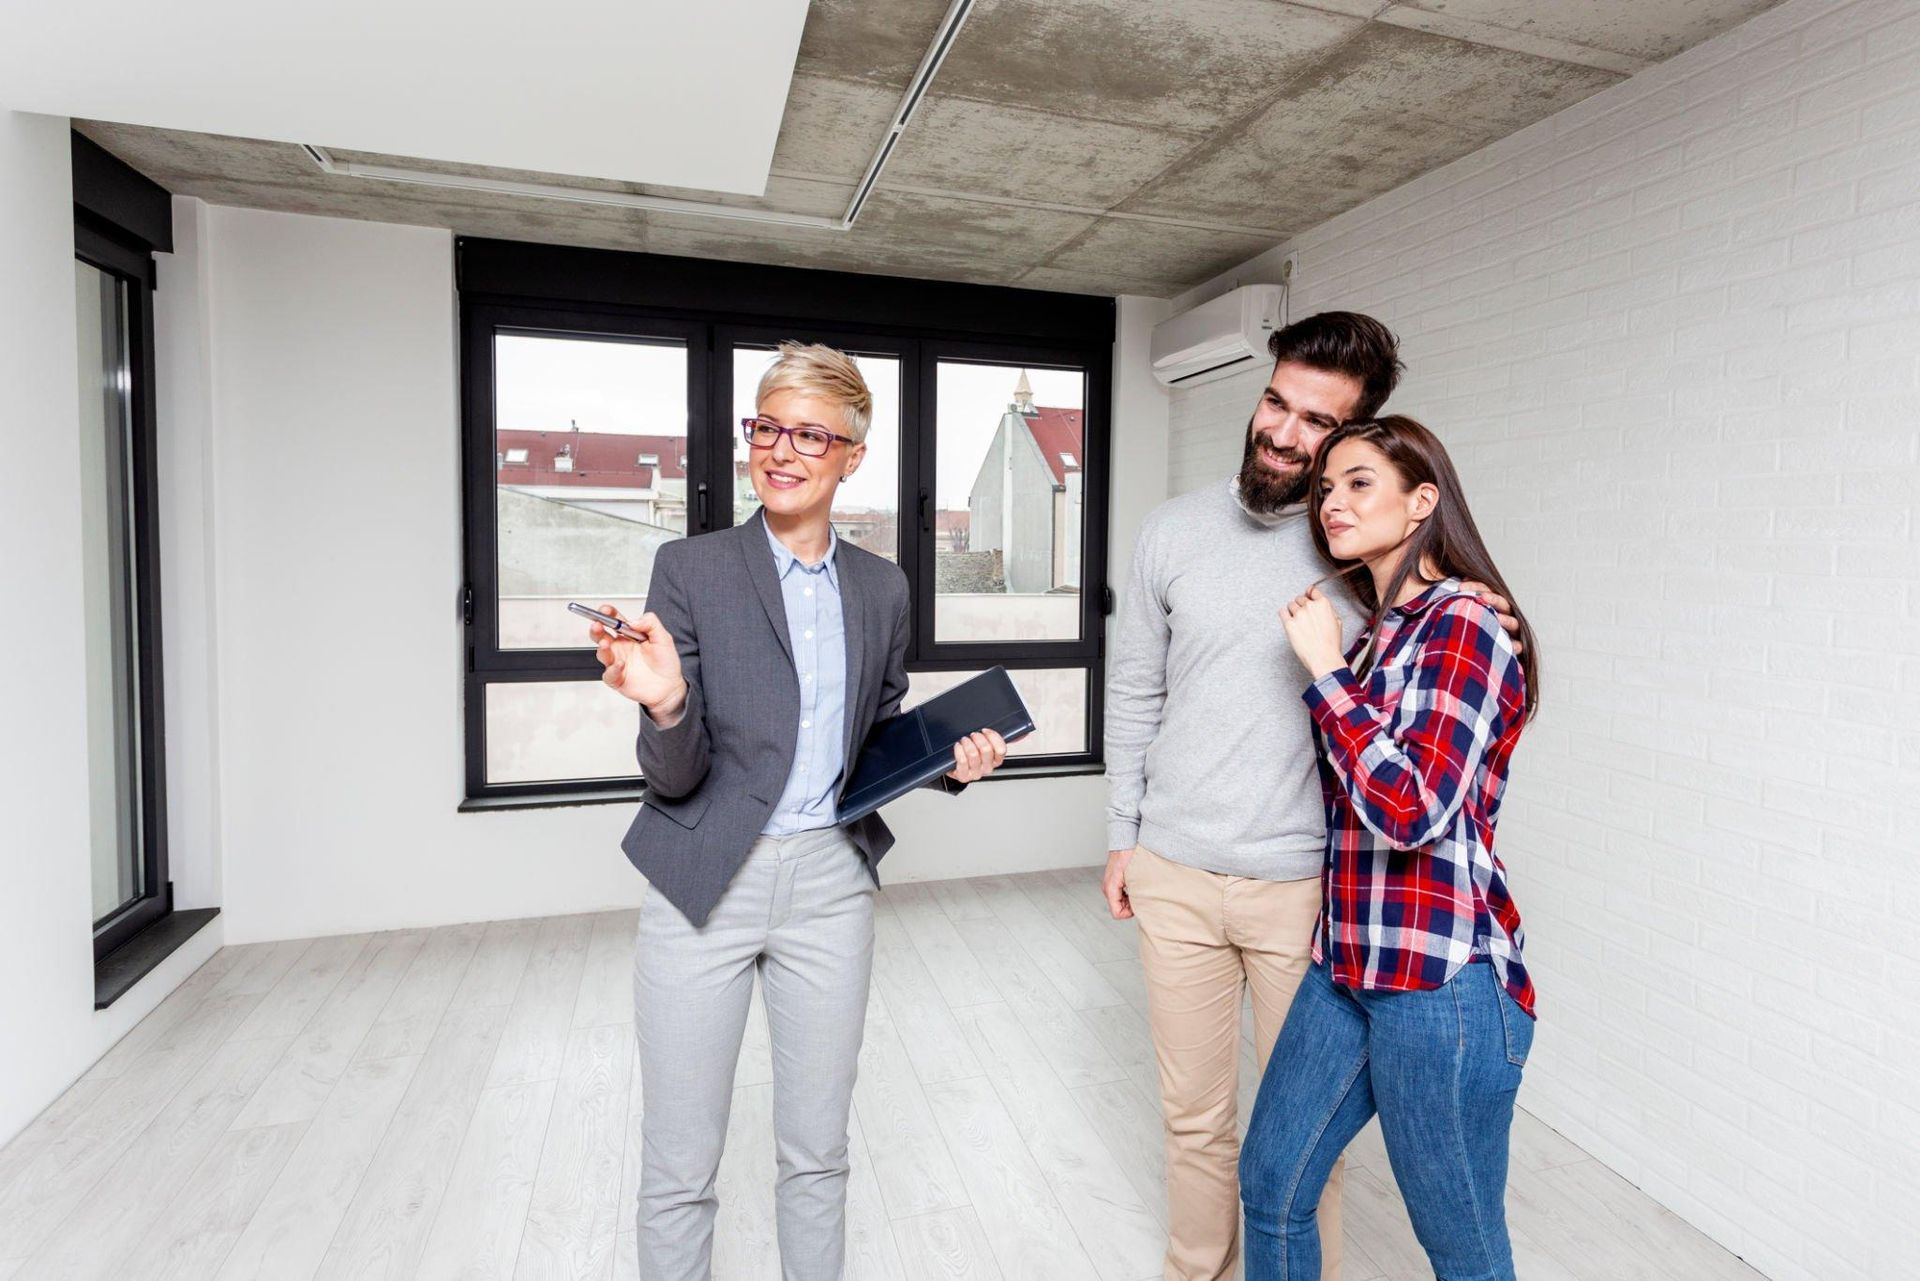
1302, 578, 1535, 1017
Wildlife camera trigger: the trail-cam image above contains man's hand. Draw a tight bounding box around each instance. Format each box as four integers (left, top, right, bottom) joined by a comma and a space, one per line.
589, 603, 688, 724
1460, 580, 1524, 655
1281, 585, 1347, 679
947, 729, 1009, 783
1103, 848, 1136, 920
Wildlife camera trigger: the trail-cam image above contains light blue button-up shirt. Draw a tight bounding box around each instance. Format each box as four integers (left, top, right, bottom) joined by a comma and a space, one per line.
762, 521, 849, 836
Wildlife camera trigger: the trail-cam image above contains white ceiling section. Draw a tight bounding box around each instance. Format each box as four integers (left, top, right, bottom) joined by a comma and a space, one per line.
0, 0, 809, 194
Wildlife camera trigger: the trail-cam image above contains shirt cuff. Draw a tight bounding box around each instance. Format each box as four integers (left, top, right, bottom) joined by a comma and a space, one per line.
1302, 666, 1366, 731
1107, 819, 1141, 854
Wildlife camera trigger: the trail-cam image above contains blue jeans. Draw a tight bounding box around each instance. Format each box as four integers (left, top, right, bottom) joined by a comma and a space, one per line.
1239, 959, 1533, 1281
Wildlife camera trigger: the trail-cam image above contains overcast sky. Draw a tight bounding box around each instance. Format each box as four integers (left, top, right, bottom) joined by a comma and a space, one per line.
495, 334, 1086, 512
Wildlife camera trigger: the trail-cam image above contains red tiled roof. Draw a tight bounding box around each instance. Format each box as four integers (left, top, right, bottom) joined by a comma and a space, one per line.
1023, 407, 1084, 485
496, 429, 687, 489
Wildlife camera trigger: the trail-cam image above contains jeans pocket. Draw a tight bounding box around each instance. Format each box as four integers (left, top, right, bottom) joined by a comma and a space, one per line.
1496, 981, 1534, 1068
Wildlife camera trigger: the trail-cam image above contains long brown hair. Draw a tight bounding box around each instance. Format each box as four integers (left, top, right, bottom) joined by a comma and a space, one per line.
1308, 415, 1540, 720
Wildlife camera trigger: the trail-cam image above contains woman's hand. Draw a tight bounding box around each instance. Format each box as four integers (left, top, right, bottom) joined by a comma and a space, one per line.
1281, 586, 1347, 679
589, 603, 687, 723
947, 729, 1008, 783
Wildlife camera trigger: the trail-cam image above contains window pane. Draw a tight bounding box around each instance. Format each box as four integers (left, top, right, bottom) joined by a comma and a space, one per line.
495, 333, 688, 648
903, 667, 1088, 757
75, 261, 146, 923
484, 681, 641, 785
933, 361, 1086, 642
733, 346, 901, 562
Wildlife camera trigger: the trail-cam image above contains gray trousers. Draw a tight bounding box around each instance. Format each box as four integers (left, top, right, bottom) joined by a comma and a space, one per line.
632, 826, 875, 1281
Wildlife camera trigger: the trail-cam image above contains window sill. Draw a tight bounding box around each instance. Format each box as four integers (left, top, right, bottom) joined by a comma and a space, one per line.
459, 762, 1107, 813
94, 907, 220, 1010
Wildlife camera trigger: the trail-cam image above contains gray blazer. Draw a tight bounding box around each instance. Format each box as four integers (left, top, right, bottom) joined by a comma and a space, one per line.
620, 509, 959, 926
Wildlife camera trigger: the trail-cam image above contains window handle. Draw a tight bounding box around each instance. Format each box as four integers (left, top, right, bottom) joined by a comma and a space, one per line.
697, 482, 710, 530
918, 489, 931, 534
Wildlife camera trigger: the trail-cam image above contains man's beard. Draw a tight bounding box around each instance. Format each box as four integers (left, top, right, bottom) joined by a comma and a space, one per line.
1237, 418, 1312, 514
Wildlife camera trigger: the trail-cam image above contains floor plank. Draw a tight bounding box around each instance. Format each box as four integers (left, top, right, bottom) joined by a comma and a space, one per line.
451, 918, 542, 1011
229, 929, 429, 1130
969, 876, 1128, 1011
215, 1054, 422, 1281
868, 914, 987, 1087
355, 921, 486, 1062
958, 1004, 1163, 1280
0, 1041, 238, 1261
315, 1005, 509, 1280
1069, 1077, 1169, 1230
487, 916, 593, 1089
953, 916, 1128, 1088
924, 876, 996, 923
892, 1206, 1006, 1280
844, 1104, 909, 1280
849, 988, 969, 1220
1021, 870, 1138, 966
922, 1074, 1102, 1281
133, 1119, 308, 1281
16, 1034, 292, 1279
570, 911, 640, 1031
209, 939, 318, 1001
0, 1076, 112, 1196
514, 1024, 632, 1280
414, 1079, 557, 1281
228, 933, 371, 1042
1077, 1000, 1159, 1074
888, 882, 1000, 1009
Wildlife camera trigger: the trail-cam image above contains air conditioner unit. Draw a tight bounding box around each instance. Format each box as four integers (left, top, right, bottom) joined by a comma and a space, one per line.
1150, 284, 1285, 388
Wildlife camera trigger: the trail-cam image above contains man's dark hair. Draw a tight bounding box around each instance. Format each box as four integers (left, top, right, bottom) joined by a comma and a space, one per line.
1266, 311, 1404, 419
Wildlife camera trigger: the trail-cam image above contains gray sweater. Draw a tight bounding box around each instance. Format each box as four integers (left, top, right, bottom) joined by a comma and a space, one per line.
1105, 478, 1363, 881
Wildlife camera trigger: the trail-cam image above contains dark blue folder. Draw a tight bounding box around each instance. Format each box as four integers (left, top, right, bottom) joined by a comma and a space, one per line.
837, 667, 1036, 823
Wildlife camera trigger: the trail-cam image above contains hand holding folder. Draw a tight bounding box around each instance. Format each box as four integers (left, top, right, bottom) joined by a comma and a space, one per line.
838, 668, 1035, 822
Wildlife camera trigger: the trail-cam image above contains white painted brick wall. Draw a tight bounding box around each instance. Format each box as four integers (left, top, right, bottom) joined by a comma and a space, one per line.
1166, 1, 1920, 1276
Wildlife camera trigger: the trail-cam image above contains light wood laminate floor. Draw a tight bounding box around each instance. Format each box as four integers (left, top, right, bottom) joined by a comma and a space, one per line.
0, 869, 1767, 1280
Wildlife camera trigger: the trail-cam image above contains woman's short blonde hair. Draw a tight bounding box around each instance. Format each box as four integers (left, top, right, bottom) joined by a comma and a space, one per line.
755, 341, 874, 444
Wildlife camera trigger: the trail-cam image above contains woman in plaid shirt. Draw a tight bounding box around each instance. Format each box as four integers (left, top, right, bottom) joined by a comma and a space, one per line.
1239, 415, 1541, 1281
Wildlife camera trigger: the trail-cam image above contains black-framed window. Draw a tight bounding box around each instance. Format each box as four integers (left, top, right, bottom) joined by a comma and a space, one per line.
71, 133, 179, 979
457, 239, 1115, 806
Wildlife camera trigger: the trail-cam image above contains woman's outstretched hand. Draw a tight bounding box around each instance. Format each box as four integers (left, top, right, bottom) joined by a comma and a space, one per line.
589, 604, 688, 724
1281, 586, 1346, 679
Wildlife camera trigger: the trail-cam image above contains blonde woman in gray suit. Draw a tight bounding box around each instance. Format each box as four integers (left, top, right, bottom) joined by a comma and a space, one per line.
588, 342, 1006, 1281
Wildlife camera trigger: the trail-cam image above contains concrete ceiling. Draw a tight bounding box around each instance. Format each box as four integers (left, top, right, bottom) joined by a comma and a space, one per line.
76, 0, 1785, 299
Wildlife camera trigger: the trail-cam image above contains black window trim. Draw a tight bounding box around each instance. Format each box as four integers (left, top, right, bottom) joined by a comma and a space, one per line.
71, 132, 192, 983
458, 238, 1115, 805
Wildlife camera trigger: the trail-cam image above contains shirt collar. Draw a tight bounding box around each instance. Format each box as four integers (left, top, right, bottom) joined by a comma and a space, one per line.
1390, 576, 1465, 617
1227, 475, 1306, 529
764, 517, 840, 589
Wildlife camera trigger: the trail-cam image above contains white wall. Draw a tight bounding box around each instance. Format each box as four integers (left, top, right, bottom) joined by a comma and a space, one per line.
156, 195, 224, 911
0, 111, 225, 1149
1164, 1, 1920, 1277
178, 208, 1171, 943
